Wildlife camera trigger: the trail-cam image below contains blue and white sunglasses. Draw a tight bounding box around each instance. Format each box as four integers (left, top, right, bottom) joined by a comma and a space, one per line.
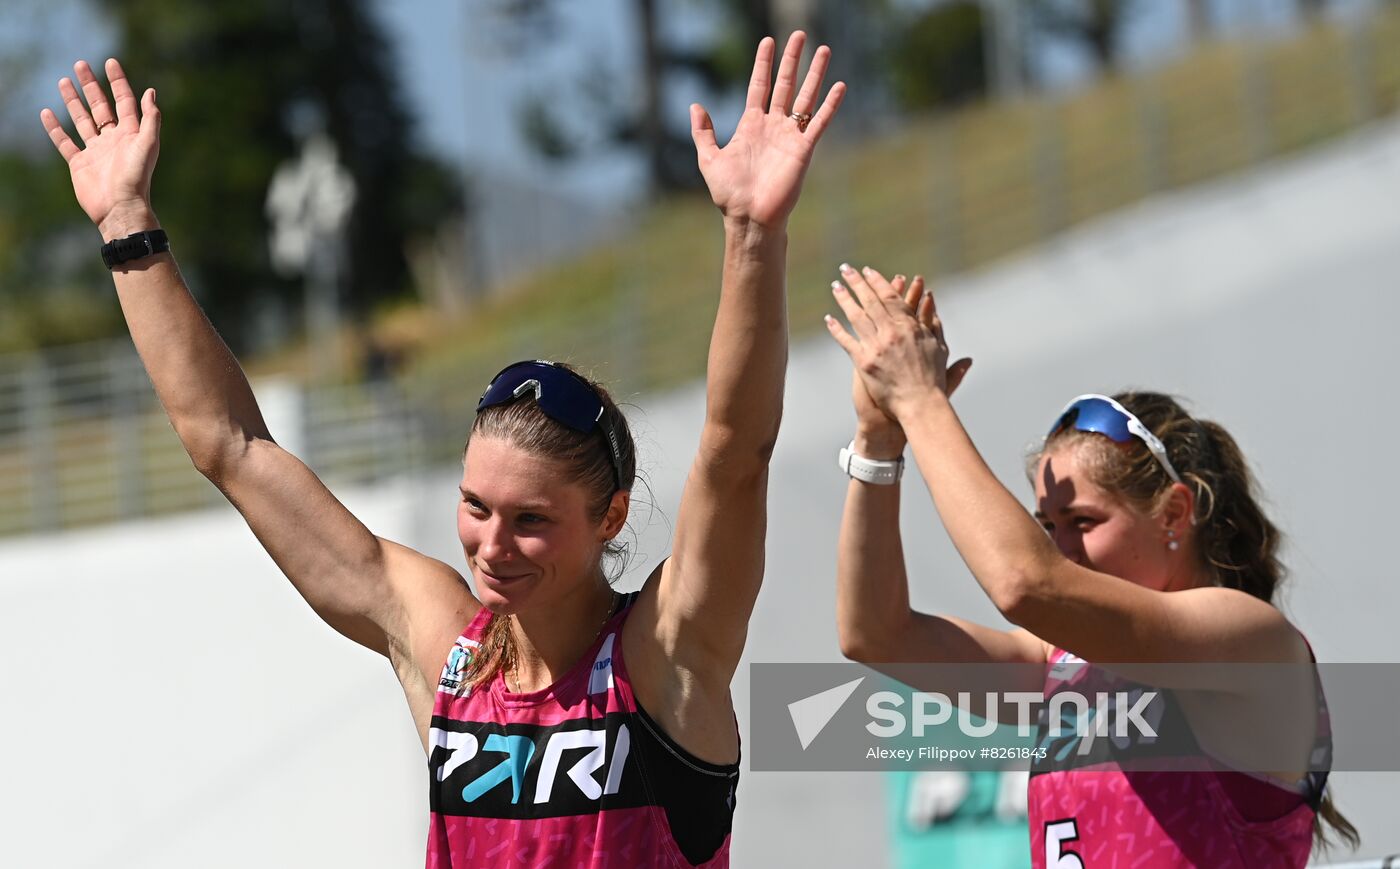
477, 360, 624, 491
1047, 394, 1185, 486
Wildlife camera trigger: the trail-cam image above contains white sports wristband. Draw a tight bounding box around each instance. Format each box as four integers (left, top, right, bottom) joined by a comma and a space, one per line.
837, 440, 904, 485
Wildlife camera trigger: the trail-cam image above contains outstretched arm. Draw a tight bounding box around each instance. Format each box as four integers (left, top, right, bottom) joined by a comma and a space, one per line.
40, 61, 473, 672
630, 34, 844, 722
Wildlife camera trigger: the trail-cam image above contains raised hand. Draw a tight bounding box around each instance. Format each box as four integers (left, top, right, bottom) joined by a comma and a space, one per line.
827, 266, 972, 421
40, 59, 161, 238
690, 33, 845, 228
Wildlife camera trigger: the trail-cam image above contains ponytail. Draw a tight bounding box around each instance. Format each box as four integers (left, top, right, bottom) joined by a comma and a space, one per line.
1185, 419, 1283, 603
1313, 790, 1361, 855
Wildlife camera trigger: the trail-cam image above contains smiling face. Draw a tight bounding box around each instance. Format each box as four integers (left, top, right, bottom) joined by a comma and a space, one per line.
457, 435, 619, 614
1033, 443, 1177, 591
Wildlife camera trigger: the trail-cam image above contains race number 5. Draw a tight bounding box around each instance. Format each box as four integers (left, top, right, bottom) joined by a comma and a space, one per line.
1044, 819, 1085, 868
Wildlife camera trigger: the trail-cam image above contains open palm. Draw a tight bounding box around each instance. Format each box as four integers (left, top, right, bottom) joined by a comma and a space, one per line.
40, 58, 160, 233
691, 33, 845, 228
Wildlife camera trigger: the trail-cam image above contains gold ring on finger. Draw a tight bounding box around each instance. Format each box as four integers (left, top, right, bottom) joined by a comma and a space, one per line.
788, 111, 812, 133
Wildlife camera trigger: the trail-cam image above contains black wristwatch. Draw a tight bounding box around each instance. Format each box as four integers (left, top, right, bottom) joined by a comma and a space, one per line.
101, 229, 170, 269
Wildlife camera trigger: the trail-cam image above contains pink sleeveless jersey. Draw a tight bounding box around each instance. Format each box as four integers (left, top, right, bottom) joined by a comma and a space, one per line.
425, 593, 739, 868
1026, 649, 1328, 868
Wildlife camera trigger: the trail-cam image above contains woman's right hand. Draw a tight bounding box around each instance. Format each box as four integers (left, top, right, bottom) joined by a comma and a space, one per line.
40, 58, 161, 239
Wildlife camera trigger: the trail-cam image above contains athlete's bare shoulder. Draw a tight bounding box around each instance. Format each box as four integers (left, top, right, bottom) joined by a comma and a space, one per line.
378, 539, 481, 746
379, 540, 480, 671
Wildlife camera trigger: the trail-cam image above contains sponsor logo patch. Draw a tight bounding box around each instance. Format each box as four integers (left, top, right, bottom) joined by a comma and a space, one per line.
439, 636, 482, 695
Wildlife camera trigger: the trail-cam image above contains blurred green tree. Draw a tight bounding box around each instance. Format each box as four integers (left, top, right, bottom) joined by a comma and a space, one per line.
9, 0, 461, 354
0, 152, 122, 352
886, 2, 988, 110
113, 0, 462, 352
0, 0, 127, 351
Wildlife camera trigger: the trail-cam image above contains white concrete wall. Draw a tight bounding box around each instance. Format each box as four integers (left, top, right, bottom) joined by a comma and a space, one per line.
4, 117, 1398, 868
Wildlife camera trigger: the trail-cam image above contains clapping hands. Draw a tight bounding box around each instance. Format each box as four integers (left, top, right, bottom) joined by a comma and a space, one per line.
826, 266, 972, 428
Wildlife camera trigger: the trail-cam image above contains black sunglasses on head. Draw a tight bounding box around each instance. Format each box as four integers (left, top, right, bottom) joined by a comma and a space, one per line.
476, 360, 625, 491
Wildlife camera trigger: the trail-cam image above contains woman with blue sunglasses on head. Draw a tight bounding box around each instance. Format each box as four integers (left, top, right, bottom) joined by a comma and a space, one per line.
43, 35, 843, 867
823, 267, 1357, 867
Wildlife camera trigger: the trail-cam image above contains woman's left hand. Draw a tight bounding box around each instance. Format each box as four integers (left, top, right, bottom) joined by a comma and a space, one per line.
690, 32, 845, 228
826, 265, 972, 421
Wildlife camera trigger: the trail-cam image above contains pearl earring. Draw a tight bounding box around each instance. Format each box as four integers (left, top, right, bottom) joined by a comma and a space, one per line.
1167, 529, 1180, 552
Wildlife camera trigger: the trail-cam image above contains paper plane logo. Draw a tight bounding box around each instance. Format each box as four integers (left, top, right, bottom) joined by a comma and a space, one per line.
788, 677, 865, 750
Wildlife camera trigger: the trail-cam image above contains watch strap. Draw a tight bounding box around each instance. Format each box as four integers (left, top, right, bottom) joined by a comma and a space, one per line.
101, 229, 170, 269
838, 440, 904, 485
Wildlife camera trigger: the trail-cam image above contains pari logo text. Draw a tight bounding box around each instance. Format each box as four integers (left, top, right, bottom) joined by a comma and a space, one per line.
431, 722, 631, 807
